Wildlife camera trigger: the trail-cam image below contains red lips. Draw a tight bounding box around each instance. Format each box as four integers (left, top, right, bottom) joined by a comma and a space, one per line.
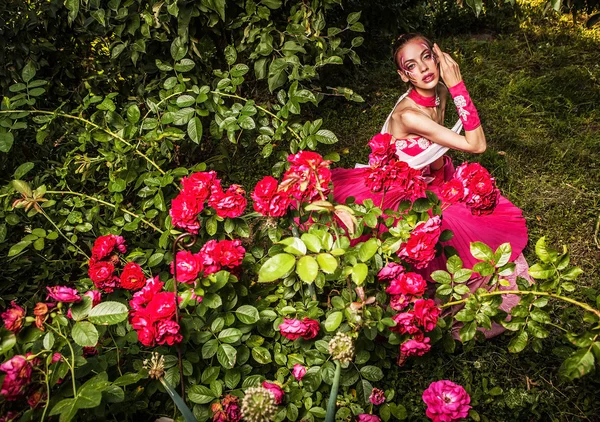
422, 73, 435, 83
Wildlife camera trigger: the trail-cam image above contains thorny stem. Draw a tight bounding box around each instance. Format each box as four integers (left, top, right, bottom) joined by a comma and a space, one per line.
108, 329, 123, 377
46, 190, 164, 233
441, 290, 600, 318
0, 110, 166, 176
45, 325, 78, 398
40, 362, 51, 422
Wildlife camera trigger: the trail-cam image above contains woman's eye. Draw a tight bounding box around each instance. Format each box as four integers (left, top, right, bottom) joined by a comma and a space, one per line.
407, 64, 415, 70
424, 54, 432, 60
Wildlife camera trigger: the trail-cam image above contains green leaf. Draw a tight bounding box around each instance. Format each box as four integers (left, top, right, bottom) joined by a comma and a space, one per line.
188, 384, 216, 404
187, 117, 203, 144
470, 242, 494, 262
316, 253, 338, 274
297, 256, 319, 283
459, 321, 476, 342
535, 236, 557, 263
8, 240, 31, 257
559, 349, 595, 380
351, 263, 368, 285
170, 37, 187, 61
473, 262, 495, 276
224, 45, 237, 65
315, 129, 338, 144
0, 330, 16, 354
562, 267, 583, 280
280, 237, 307, 256
218, 328, 242, 344
252, 346, 272, 364
360, 365, 384, 381
430, 270, 452, 284
446, 255, 463, 274
49, 398, 77, 420
148, 252, 164, 267
70, 296, 93, 321
528, 263, 555, 279
494, 243, 512, 267
324, 311, 343, 332
258, 253, 296, 282
71, 321, 99, 347
217, 344, 237, 369
202, 339, 219, 359
22, 61, 36, 83
508, 330, 528, 353
13, 162, 34, 179
347, 11, 361, 24
0, 132, 14, 153
235, 305, 260, 324
358, 238, 378, 262
301, 233, 322, 253
87, 301, 129, 325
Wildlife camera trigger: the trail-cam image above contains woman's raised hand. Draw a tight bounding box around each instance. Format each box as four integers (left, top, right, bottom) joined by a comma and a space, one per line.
433, 43, 463, 88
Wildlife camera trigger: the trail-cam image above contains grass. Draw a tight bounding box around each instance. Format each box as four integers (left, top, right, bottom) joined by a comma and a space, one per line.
312, 2, 600, 420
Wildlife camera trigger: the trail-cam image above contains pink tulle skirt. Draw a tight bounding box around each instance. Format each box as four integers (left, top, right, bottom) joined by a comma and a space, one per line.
332, 158, 531, 338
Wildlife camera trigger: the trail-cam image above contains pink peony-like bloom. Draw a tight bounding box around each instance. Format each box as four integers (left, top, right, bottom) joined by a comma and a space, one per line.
208, 184, 247, 218
262, 381, 284, 405
46, 286, 81, 303
1, 302, 25, 333
400, 335, 431, 358
398, 216, 442, 269
119, 262, 146, 291
198, 240, 220, 275
301, 318, 320, 340
130, 276, 163, 311
222, 394, 242, 422
280, 151, 332, 201
181, 171, 219, 202
0, 355, 32, 400
386, 272, 427, 296
413, 299, 441, 332
365, 161, 427, 200
389, 294, 412, 311
91, 234, 126, 260
440, 179, 467, 205
217, 239, 245, 269
84, 290, 102, 307
453, 163, 500, 216
368, 133, 396, 167
391, 312, 420, 335
171, 250, 203, 283
88, 260, 118, 292
357, 415, 381, 422
377, 262, 404, 282
251, 176, 292, 217
170, 192, 204, 234
278, 318, 308, 341
155, 319, 183, 346
422, 380, 471, 422
369, 387, 386, 405
292, 364, 307, 381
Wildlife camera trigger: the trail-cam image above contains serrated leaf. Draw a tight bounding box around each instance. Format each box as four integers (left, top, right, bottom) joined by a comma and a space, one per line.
559, 349, 595, 380
316, 253, 338, 274
324, 311, 342, 332
87, 301, 129, 325
71, 321, 99, 347
217, 344, 237, 369
297, 256, 319, 283
258, 253, 296, 282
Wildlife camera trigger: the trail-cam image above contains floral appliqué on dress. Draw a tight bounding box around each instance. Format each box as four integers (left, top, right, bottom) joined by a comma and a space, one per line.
395, 137, 432, 156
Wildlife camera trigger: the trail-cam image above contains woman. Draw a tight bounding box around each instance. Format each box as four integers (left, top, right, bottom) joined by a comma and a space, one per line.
332, 34, 530, 337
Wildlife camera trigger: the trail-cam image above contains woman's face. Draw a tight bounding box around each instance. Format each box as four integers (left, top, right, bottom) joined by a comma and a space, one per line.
396, 39, 439, 89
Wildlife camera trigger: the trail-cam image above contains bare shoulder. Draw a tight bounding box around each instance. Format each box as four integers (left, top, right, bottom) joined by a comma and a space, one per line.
391, 106, 427, 128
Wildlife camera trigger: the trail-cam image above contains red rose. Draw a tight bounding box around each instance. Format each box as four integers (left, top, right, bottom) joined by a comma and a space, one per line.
368, 133, 395, 167
391, 312, 420, 334
155, 319, 183, 346
198, 240, 220, 275
252, 176, 292, 217
169, 192, 204, 234
91, 234, 126, 260
1, 302, 25, 333
413, 299, 441, 332
170, 250, 203, 283
130, 309, 156, 347
387, 272, 427, 296
377, 263, 404, 282
0, 355, 32, 401
130, 276, 163, 311
120, 262, 146, 291
181, 171, 219, 202
88, 260, 118, 292
217, 239, 245, 269
400, 335, 431, 358
208, 184, 247, 218
389, 294, 411, 311
440, 179, 467, 204
301, 318, 320, 340
398, 216, 442, 269
365, 161, 426, 200
145, 292, 178, 320
280, 151, 332, 201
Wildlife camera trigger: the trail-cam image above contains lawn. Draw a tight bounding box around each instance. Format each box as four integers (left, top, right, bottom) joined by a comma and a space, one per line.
313, 2, 600, 420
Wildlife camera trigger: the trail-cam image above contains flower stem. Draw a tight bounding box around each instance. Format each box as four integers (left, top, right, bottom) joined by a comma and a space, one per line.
45, 190, 164, 234
440, 290, 600, 318
45, 325, 78, 398
40, 363, 51, 422
38, 208, 89, 259
325, 360, 342, 422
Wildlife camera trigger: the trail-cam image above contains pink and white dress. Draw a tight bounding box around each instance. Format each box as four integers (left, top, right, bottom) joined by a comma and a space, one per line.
331, 92, 530, 337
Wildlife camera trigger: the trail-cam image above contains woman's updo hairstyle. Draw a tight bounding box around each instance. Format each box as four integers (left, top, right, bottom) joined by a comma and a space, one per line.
392, 33, 434, 71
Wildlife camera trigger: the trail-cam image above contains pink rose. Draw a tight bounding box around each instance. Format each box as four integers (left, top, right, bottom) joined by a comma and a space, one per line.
377, 262, 404, 282
389, 294, 411, 311
91, 234, 126, 260
46, 286, 81, 303
368, 132, 395, 167
280, 151, 332, 201
88, 260, 118, 292
278, 318, 308, 341
208, 184, 247, 218
169, 192, 204, 234
0, 355, 32, 400
422, 380, 471, 422
222, 394, 242, 422
386, 272, 427, 296
120, 262, 147, 291
369, 387, 385, 405
155, 319, 183, 346
413, 299, 441, 332
301, 318, 320, 340
51, 353, 62, 363
390, 312, 420, 335
84, 290, 102, 306
170, 250, 203, 283
198, 240, 220, 275
357, 415, 381, 422
398, 216, 442, 269
1, 302, 25, 333
181, 171, 219, 201
130, 309, 156, 347
400, 336, 431, 358
440, 179, 467, 204
292, 364, 307, 381
130, 276, 164, 311
251, 176, 292, 217
144, 292, 178, 320
262, 381, 284, 405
